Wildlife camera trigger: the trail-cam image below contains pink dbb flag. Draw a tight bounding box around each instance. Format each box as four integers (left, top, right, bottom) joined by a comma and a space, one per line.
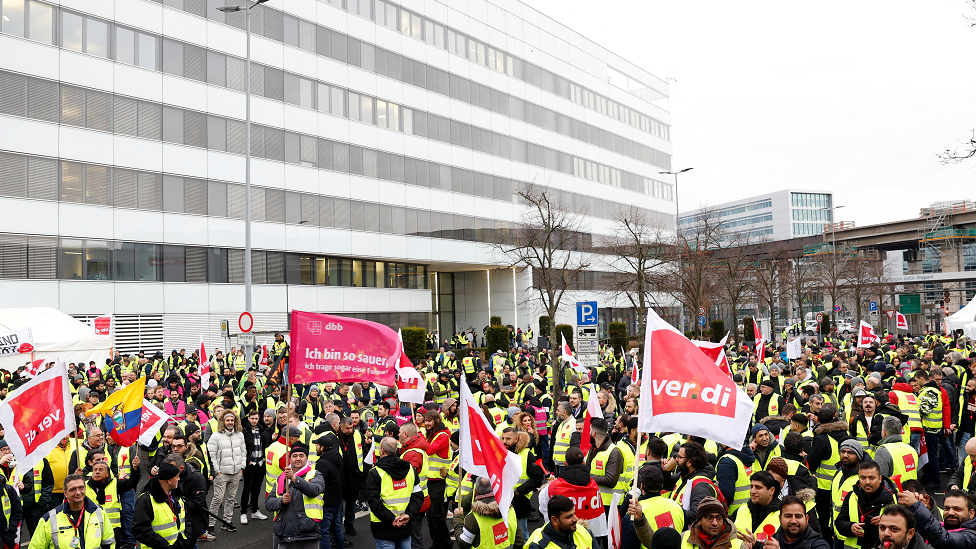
638, 308, 754, 449
199, 335, 211, 391
289, 310, 400, 386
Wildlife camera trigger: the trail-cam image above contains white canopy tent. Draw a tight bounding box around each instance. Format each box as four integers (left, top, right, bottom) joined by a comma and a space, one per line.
0, 307, 112, 372
947, 295, 976, 332
965, 322, 976, 340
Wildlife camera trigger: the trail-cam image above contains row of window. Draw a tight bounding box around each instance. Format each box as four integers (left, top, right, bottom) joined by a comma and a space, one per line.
0, 232, 429, 288
149, 0, 671, 142
0, 1, 673, 182
720, 214, 772, 230
679, 199, 775, 227
790, 193, 832, 209
792, 223, 827, 237
791, 208, 833, 222
0, 69, 677, 212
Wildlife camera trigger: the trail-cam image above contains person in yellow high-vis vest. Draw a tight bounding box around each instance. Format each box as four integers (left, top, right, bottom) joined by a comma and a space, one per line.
501, 428, 544, 542
874, 416, 918, 482
86, 456, 142, 543
365, 437, 424, 548
29, 474, 113, 549
584, 418, 622, 509
731, 471, 781, 539
132, 463, 187, 547
265, 443, 325, 546
452, 477, 522, 549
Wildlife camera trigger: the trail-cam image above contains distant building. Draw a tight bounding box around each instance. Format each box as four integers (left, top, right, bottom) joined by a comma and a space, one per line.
679, 189, 837, 242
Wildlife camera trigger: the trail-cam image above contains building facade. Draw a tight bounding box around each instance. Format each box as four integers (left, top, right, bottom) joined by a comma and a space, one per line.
679, 189, 835, 242
0, 0, 675, 353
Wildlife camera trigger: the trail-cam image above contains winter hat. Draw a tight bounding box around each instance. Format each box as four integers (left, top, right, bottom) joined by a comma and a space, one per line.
695, 496, 727, 522
751, 424, 769, 438
839, 439, 865, 461
760, 380, 775, 389
650, 527, 683, 549
290, 443, 310, 456
851, 376, 865, 387
157, 463, 180, 481
767, 457, 789, 480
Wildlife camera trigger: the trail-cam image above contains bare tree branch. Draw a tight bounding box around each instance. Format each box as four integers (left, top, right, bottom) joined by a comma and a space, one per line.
938, 129, 976, 165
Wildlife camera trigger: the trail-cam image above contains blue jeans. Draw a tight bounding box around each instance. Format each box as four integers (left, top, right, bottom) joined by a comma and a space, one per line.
958, 432, 972, 466
518, 518, 529, 542
375, 538, 411, 549
121, 490, 136, 544
320, 504, 344, 549
939, 431, 958, 468
910, 432, 921, 453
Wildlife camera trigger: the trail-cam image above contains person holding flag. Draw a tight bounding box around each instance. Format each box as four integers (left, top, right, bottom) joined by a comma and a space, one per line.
84, 377, 146, 449
500, 427, 544, 542
451, 477, 522, 549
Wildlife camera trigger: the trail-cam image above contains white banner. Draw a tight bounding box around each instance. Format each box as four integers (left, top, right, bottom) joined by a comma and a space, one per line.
786, 337, 803, 360
137, 399, 171, 446
0, 328, 34, 355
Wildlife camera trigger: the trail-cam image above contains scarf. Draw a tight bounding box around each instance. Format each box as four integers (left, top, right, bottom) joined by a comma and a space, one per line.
276, 463, 312, 495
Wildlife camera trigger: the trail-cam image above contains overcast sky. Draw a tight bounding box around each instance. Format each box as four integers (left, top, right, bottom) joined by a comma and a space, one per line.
521, 0, 976, 227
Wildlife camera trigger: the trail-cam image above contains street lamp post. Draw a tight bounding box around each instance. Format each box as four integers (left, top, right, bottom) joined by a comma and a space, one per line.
660, 167, 693, 334
218, 0, 269, 374
820, 204, 845, 334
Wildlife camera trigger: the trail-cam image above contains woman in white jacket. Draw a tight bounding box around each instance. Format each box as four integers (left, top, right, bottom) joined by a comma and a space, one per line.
207, 409, 247, 534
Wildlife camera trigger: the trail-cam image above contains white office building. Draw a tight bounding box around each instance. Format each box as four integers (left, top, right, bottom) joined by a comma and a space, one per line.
679, 189, 836, 242
0, 0, 675, 353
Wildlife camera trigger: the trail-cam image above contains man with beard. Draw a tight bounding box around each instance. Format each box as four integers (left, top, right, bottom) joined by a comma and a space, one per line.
877, 505, 925, 549
585, 418, 622, 511
453, 477, 522, 549
835, 460, 897, 548
807, 405, 852, 545
762, 496, 829, 549
665, 441, 719, 526
731, 471, 782, 538
828, 441, 865, 547
501, 428, 544, 542
765, 458, 818, 532
754, 381, 787, 423
751, 425, 782, 471
371, 402, 398, 445
849, 394, 884, 457
898, 488, 976, 549
679, 496, 739, 549
525, 495, 595, 549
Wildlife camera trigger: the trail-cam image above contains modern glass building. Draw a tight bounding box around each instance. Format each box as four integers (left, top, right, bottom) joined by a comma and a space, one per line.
679, 190, 835, 242
0, 0, 675, 352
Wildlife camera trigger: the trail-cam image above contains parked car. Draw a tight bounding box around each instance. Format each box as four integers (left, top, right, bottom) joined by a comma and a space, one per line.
836, 321, 854, 335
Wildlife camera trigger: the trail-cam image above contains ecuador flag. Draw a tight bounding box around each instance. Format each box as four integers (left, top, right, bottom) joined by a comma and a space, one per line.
85, 377, 145, 446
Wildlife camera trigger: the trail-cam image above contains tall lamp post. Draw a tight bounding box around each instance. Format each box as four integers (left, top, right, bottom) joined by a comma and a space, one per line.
660, 167, 693, 334
820, 204, 845, 334
217, 0, 269, 374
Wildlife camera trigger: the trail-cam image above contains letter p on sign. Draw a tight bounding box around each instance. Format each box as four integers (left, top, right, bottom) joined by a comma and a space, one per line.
577, 301, 597, 326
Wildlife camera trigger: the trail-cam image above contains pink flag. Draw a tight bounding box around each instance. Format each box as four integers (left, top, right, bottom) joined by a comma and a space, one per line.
199, 335, 211, 391
289, 310, 400, 385
459, 382, 523, 519
857, 321, 881, 348
579, 383, 604, 454
638, 308, 754, 449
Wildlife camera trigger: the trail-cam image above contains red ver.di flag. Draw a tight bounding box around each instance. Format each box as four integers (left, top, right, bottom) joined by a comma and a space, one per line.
91, 315, 114, 337
0, 327, 34, 355
289, 310, 400, 386
637, 308, 754, 449
0, 362, 75, 475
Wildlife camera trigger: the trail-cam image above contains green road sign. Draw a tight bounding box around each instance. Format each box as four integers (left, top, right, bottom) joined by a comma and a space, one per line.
899, 294, 921, 315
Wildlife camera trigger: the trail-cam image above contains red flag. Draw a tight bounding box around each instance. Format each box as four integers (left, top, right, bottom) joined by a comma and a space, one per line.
857, 321, 880, 348
0, 363, 76, 475
753, 318, 765, 363
560, 333, 583, 372
631, 360, 640, 384
896, 312, 908, 331
692, 332, 731, 376
199, 335, 211, 391
459, 382, 523, 519
91, 315, 114, 337
579, 383, 604, 454
637, 309, 754, 448
608, 493, 623, 549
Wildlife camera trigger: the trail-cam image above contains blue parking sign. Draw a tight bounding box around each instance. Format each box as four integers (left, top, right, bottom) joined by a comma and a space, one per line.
576, 302, 597, 326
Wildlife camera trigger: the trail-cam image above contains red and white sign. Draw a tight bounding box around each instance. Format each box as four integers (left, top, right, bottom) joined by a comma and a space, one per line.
885, 310, 896, 320
289, 310, 400, 386
857, 320, 881, 348
91, 315, 114, 337
492, 522, 509, 545
137, 398, 171, 446
199, 335, 211, 391
239, 312, 254, 333
0, 363, 75, 475
539, 477, 607, 535
896, 312, 908, 331
579, 383, 604, 454
753, 318, 765, 363
637, 308, 754, 449
458, 381, 523, 520
0, 328, 34, 355
608, 493, 623, 549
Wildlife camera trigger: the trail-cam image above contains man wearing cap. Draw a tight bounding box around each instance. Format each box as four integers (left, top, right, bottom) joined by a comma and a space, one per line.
133, 463, 187, 549
829, 440, 865, 547
365, 437, 424, 549
266, 426, 302, 496
750, 425, 782, 472
628, 464, 685, 544
679, 496, 740, 549
765, 456, 818, 530
754, 381, 787, 423
265, 444, 324, 549
452, 477, 521, 549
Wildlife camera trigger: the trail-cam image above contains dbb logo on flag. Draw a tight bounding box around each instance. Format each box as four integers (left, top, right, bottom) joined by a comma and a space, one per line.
492, 522, 509, 544
651, 330, 737, 418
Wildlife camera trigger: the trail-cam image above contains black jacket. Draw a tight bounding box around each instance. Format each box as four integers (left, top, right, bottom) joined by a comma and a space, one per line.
835, 477, 897, 548
243, 422, 273, 466
87, 468, 141, 540
315, 446, 344, 507
910, 500, 976, 549
0, 483, 22, 549
133, 479, 190, 549
179, 463, 209, 540
365, 455, 424, 541
766, 524, 830, 549
807, 421, 853, 479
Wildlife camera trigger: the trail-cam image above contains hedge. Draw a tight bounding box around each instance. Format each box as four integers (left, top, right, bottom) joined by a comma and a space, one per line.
401, 327, 427, 361
490, 316, 502, 326
743, 317, 756, 341
555, 324, 573, 349
486, 326, 510, 353
539, 316, 551, 337
608, 322, 628, 352
454, 347, 488, 360
709, 320, 726, 343
819, 313, 831, 335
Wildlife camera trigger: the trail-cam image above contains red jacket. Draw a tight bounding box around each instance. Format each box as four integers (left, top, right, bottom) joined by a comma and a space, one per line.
425, 425, 450, 460
400, 434, 430, 512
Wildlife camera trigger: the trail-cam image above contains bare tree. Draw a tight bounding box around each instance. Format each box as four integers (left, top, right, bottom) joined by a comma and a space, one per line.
810, 247, 852, 332
662, 208, 723, 337
844, 253, 878, 329
938, 3, 976, 164
600, 206, 672, 342
488, 184, 590, 397
750, 241, 793, 343
712, 229, 762, 345
783, 257, 816, 332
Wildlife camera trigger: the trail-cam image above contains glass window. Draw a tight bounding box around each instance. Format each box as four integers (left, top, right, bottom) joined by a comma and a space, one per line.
360, 94, 373, 124
28, 1, 52, 43
314, 257, 327, 285
376, 100, 386, 128
348, 92, 360, 120
352, 259, 364, 287
327, 257, 340, 286
385, 3, 396, 29
399, 9, 409, 34
113, 242, 135, 281
364, 260, 376, 287
138, 32, 157, 70
59, 239, 83, 280
299, 78, 313, 109
330, 87, 345, 117
85, 240, 111, 280
410, 13, 421, 39
86, 17, 108, 57
116, 27, 135, 65
61, 11, 83, 52
374, 261, 385, 288
1, 0, 24, 37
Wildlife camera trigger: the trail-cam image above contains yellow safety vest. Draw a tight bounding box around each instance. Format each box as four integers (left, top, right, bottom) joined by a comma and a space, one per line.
831, 472, 859, 542
445, 455, 460, 498
34, 503, 114, 549
733, 505, 780, 541
883, 441, 918, 482
514, 448, 531, 491
717, 453, 753, 514
614, 440, 636, 495
264, 441, 288, 493
963, 457, 976, 491
370, 467, 416, 522
552, 420, 575, 466
920, 386, 943, 430
426, 431, 451, 480
463, 357, 476, 375
681, 530, 743, 549
338, 431, 365, 473
639, 496, 685, 533
402, 447, 429, 496
86, 479, 121, 530
149, 495, 187, 546
526, 523, 595, 549
273, 468, 323, 520
755, 445, 783, 471
814, 436, 841, 490
471, 506, 518, 549
590, 447, 619, 505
